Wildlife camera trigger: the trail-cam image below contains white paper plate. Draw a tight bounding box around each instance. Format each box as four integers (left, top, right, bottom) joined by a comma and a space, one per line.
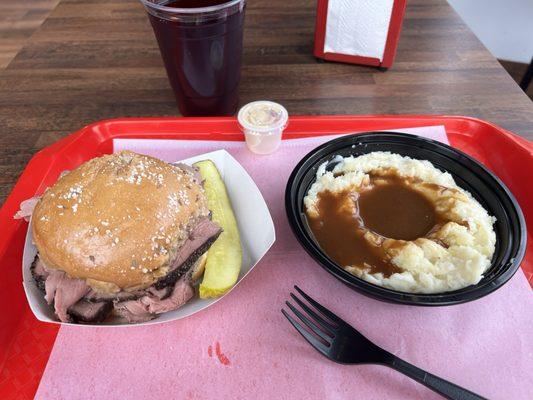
22, 150, 276, 326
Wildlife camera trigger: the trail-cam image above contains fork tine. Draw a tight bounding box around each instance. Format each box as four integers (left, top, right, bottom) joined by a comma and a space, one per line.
285, 301, 332, 343
281, 309, 331, 358
290, 293, 336, 334
294, 285, 344, 327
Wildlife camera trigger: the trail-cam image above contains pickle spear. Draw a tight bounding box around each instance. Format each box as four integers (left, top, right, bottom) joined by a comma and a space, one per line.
194, 160, 242, 298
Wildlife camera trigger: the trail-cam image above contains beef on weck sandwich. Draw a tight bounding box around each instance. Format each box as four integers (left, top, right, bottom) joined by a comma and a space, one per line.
29, 151, 221, 323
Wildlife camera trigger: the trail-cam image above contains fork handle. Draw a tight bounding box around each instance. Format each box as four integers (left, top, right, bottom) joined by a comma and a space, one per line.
390, 357, 486, 400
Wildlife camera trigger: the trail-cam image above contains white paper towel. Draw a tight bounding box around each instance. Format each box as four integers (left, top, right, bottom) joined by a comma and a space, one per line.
324, 0, 394, 61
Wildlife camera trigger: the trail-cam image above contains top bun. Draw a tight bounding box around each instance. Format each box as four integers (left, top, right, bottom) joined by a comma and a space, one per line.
32, 151, 209, 293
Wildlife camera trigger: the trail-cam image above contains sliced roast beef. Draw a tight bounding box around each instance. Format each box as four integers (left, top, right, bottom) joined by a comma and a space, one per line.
114, 276, 194, 323
147, 285, 172, 300
85, 289, 138, 302
14, 196, 40, 221
31, 256, 49, 292
174, 163, 203, 183
142, 278, 194, 314
68, 300, 113, 323
44, 269, 63, 304
32, 216, 221, 324
114, 299, 154, 323
45, 269, 90, 322
154, 218, 221, 289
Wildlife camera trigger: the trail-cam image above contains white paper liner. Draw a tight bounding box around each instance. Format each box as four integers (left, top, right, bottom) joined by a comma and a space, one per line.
22, 150, 275, 326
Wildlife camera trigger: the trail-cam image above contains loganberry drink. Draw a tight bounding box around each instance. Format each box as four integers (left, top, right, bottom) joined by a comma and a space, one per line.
141, 0, 246, 116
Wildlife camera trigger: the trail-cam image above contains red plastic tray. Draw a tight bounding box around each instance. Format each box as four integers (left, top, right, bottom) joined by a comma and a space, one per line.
0, 115, 531, 399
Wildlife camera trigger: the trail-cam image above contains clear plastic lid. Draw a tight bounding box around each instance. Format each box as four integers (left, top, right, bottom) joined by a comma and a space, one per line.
237, 101, 288, 134
140, 0, 245, 22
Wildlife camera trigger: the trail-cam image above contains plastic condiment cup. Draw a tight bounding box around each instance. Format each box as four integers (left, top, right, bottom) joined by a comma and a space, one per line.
237, 101, 288, 155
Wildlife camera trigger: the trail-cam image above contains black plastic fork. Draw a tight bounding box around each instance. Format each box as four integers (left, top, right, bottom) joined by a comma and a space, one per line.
282, 286, 486, 400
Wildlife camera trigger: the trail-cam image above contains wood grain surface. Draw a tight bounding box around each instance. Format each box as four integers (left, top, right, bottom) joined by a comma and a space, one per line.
0, 0, 532, 205
0, 0, 59, 69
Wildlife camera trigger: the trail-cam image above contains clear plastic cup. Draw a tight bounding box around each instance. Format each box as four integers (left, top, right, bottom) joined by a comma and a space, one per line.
140, 0, 246, 116
237, 101, 289, 155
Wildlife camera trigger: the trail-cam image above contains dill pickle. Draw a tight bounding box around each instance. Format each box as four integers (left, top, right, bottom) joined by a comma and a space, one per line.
194, 160, 242, 298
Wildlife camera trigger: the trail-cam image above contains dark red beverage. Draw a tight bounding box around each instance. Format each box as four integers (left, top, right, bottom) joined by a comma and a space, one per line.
142, 0, 246, 116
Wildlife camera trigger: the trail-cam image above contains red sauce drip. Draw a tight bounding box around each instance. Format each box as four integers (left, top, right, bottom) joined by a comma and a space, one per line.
215, 341, 230, 366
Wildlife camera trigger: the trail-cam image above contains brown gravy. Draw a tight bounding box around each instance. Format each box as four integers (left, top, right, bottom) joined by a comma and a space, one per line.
306, 175, 441, 277
358, 178, 437, 240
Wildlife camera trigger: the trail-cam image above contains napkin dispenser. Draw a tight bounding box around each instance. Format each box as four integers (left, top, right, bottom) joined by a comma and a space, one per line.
314, 0, 407, 69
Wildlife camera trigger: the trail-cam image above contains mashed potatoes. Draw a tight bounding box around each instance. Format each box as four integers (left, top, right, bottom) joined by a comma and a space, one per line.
304, 152, 496, 294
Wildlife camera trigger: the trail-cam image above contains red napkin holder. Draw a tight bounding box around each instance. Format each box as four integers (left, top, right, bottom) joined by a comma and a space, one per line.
314, 0, 407, 69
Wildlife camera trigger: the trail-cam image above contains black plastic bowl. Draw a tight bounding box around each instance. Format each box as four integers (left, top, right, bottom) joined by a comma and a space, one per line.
285, 132, 527, 306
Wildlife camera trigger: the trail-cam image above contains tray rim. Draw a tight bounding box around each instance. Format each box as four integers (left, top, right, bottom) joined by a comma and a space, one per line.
3, 114, 530, 264
0, 114, 531, 400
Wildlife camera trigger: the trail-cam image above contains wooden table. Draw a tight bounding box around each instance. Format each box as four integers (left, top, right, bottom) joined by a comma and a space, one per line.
0, 0, 532, 205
